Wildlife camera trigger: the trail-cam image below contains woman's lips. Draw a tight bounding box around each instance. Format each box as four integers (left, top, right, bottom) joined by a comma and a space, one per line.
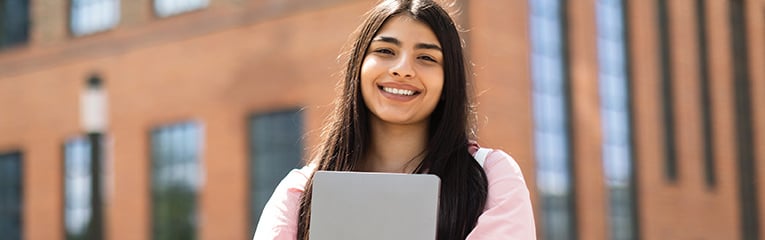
381, 86, 416, 96
377, 84, 421, 102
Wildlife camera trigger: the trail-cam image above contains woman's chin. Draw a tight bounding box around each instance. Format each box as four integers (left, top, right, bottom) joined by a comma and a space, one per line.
373, 114, 427, 126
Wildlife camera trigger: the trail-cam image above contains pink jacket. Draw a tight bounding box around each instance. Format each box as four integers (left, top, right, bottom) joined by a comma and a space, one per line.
252, 148, 537, 239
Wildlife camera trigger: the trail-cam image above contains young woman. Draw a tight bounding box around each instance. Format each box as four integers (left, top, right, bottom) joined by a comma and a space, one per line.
253, 0, 535, 239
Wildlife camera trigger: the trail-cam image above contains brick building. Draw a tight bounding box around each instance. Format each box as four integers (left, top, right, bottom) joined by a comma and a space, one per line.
0, 0, 763, 239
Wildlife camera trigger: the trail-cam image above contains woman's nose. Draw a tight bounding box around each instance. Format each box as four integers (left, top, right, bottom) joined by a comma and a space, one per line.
389, 55, 415, 79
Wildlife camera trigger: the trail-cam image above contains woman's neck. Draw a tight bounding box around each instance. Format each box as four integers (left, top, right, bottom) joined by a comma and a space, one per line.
362, 116, 429, 173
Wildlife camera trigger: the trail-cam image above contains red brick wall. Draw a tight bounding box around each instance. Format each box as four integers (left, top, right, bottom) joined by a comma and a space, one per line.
1, 1, 371, 239
747, 0, 765, 237
628, 0, 756, 239
1, 0, 764, 239
466, 0, 537, 216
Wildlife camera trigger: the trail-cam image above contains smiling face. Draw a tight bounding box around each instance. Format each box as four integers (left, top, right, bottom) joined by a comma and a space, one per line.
360, 14, 444, 126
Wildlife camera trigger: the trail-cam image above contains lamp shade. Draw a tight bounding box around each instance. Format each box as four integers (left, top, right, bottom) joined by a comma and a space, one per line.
80, 76, 108, 133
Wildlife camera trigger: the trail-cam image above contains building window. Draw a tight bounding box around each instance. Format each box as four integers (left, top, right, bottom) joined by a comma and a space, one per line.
64, 137, 92, 240
0, 151, 22, 240
596, 0, 638, 239
530, 0, 576, 239
0, 0, 29, 49
69, 0, 120, 36
154, 0, 208, 18
151, 122, 203, 240
730, 0, 759, 238
249, 109, 304, 232
695, 0, 716, 188
64, 136, 100, 240
656, 0, 678, 181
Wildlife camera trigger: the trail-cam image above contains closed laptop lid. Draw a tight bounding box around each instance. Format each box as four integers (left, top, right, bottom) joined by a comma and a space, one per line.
309, 171, 441, 240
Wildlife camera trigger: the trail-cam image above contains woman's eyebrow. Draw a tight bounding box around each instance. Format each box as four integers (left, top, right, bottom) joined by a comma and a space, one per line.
373, 36, 401, 45
373, 36, 442, 51
415, 43, 442, 51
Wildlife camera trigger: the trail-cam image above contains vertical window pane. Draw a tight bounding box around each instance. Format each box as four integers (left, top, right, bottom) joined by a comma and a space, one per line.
154, 0, 208, 18
730, 0, 760, 239
597, 0, 637, 239
151, 122, 203, 240
0, 151, 22, 240
530, 0, 576, 239
0, 0, 29, 49
70, 0, 120, 36
695, 0, 716, 188
250, 109, 304, 232
64, 137, 94, 240
657, 0, 679, 181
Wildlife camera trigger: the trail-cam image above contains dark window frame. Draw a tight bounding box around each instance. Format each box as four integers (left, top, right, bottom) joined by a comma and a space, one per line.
530, 0, 578, 238
248, 108, 305, 233
0, 0, 30, 50
622, 0, 641, 238
729, 0, 759, 239
695, 0, 717, 189
596, 0, 641, 239
561, 1, 578, 238
0, 150, 23, 240
657, 0, 679, 182
150, 121, 203, 240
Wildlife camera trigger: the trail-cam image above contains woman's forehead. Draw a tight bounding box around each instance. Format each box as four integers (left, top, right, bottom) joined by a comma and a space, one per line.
373, 15, 439, 46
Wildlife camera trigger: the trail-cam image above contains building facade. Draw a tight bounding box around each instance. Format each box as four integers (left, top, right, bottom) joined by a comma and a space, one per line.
0, 0, 763, 239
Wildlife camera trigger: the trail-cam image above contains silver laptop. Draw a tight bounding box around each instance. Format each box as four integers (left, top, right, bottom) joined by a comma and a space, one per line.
309, 171, 441, 240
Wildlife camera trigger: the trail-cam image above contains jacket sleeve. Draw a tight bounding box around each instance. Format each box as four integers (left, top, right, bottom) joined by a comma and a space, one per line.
466, 150, 537, 240
252, 166, 313, 240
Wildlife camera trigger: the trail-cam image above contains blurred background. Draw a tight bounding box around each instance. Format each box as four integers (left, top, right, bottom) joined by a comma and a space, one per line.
0, 0, 763, 239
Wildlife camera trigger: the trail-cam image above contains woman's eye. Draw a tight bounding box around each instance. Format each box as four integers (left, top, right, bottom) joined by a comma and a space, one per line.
418, 55, 438, 63
373, 48, 394, 55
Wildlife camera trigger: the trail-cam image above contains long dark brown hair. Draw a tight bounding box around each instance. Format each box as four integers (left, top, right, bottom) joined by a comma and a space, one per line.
297, 0, 488, 239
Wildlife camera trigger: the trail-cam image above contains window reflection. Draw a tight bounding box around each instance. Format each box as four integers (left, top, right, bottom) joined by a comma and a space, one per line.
530, 0, 575, 239
596, 0, 637, 239
250, 109, 304, 232
70, 0, 120, 36
154, 0, 208, 17
151, 122, 202, 240
0, 0, 30, 49
64, 137, 94, 240
0, 151, 22, 240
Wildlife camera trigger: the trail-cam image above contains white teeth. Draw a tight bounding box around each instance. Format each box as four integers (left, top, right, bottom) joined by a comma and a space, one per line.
383, 87, 415, 96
